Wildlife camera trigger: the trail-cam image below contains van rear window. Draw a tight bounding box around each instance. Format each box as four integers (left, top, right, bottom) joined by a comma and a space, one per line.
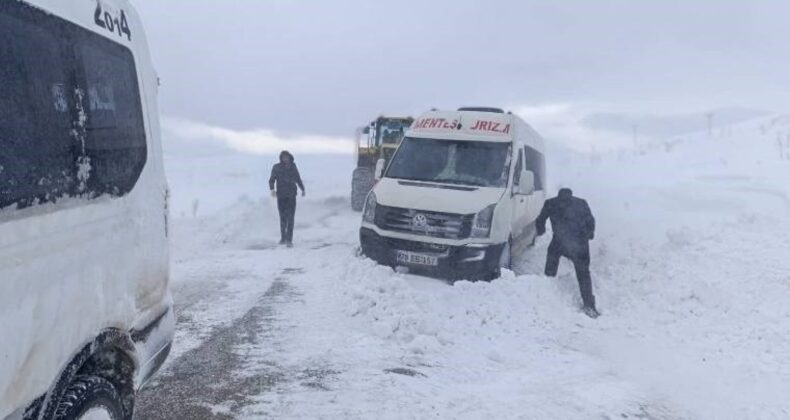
0, 2, 147, 214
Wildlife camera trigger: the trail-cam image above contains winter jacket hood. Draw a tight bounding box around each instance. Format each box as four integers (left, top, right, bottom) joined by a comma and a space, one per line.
269, 151, 304, 198
279, 150, 295, 164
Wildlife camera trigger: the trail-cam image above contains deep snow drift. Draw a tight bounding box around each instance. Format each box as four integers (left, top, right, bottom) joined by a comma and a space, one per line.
149, 115, 790, 419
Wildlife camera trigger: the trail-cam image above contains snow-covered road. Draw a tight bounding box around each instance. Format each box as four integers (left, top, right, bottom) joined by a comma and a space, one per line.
135, 197, 357, 418
137, 197, 677, 419
136, 116, 790, 419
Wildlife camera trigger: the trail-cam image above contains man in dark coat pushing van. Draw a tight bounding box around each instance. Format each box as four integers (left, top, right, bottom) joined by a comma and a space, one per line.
269, 151, 305, 247
536, 188, 599, 318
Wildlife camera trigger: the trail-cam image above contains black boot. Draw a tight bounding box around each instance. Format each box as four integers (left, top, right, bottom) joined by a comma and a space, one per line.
582, 306, 600, 319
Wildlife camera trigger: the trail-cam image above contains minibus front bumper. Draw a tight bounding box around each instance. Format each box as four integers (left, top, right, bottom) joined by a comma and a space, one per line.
360, 227, 505, 280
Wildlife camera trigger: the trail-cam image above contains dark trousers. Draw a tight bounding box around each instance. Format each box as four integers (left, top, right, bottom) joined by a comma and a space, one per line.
545, 239, 596, 309
277, 197, 296, 243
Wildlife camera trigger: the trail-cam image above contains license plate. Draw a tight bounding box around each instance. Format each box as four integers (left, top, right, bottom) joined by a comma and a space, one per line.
396, 251, 438, 267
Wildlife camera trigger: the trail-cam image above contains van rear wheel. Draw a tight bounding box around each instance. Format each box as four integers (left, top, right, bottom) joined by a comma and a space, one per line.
55, 376, 125, 420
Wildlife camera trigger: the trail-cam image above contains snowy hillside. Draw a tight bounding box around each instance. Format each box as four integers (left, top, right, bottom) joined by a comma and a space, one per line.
138, 115, 790, 419
540, 114, 790, 418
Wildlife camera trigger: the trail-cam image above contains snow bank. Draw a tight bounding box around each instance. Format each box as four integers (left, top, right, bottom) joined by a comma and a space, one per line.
325, 260, 681, 418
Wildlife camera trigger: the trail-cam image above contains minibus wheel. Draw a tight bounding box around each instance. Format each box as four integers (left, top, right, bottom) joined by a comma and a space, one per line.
55, 376, 125, 420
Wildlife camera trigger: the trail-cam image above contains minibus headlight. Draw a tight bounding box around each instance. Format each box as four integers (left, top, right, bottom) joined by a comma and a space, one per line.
363, 192, 377, 223
471, 204, 496, 238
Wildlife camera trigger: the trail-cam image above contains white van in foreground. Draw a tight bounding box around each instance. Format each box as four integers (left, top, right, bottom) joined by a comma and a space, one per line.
1, 1, 173, 419
360, 107, 547, 280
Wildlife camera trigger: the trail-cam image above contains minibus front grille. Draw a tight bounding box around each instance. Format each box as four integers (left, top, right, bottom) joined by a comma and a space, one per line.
385, 237, 450, 254
375, 205, 473, 239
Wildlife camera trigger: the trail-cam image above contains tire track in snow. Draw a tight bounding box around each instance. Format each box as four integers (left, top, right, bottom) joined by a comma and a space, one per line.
135, 268, 338, 419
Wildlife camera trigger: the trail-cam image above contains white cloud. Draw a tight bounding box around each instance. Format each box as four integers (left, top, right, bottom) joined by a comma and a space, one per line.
162, 106, 639, 157
162, 117, 353, 155
509, 103, 633, 153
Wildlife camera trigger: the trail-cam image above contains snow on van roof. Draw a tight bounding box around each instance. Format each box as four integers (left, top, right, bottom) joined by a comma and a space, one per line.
407, 109, 519, 142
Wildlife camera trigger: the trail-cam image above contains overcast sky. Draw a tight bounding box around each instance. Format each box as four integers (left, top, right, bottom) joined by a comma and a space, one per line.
135, 0, 790, 142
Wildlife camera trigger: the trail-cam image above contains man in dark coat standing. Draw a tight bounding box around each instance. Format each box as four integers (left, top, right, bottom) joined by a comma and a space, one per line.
269, 151, 305, 247
536, 188, 599, 318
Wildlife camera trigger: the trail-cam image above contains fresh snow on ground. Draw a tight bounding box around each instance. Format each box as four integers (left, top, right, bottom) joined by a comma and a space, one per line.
139, 115, 790, 419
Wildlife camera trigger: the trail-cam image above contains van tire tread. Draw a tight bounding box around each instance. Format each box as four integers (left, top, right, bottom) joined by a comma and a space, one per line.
55, 375, 125, 420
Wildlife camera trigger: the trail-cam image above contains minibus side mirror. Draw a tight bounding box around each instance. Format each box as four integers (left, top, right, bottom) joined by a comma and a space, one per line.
362, 126, 371, 135
374, 158, 386, 181
518, 170, 535, 195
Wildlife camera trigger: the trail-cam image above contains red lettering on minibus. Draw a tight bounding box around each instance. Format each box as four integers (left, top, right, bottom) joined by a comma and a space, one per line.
469, 120, 510, 134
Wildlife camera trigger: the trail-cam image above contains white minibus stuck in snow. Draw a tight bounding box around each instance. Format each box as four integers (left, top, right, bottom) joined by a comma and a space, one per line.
360, 107, 547, 280
1, 1, 173, 419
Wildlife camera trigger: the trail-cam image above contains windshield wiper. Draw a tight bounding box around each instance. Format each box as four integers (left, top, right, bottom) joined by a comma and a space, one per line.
434, 178, 486, 187
387, 175, 432, 183
390, 175, 491, 188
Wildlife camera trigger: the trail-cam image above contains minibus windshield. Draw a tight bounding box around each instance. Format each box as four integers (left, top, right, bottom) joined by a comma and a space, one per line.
386, 137, 511, 187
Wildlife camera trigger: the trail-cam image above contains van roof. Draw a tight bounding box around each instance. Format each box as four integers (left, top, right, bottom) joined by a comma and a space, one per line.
25, 0, 134, 13
457, 106, 505, 114
21, 0, 142, 48
407, 109, 523, 143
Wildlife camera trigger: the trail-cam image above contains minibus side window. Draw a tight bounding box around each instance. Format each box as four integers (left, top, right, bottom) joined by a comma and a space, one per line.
0, 10, 76, 210
524, 145, 545, 191
77, 33, 147, 197
0, 1, 147, 216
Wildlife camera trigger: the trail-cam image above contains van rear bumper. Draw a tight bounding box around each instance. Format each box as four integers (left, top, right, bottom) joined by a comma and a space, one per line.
360, 227, 505, 280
